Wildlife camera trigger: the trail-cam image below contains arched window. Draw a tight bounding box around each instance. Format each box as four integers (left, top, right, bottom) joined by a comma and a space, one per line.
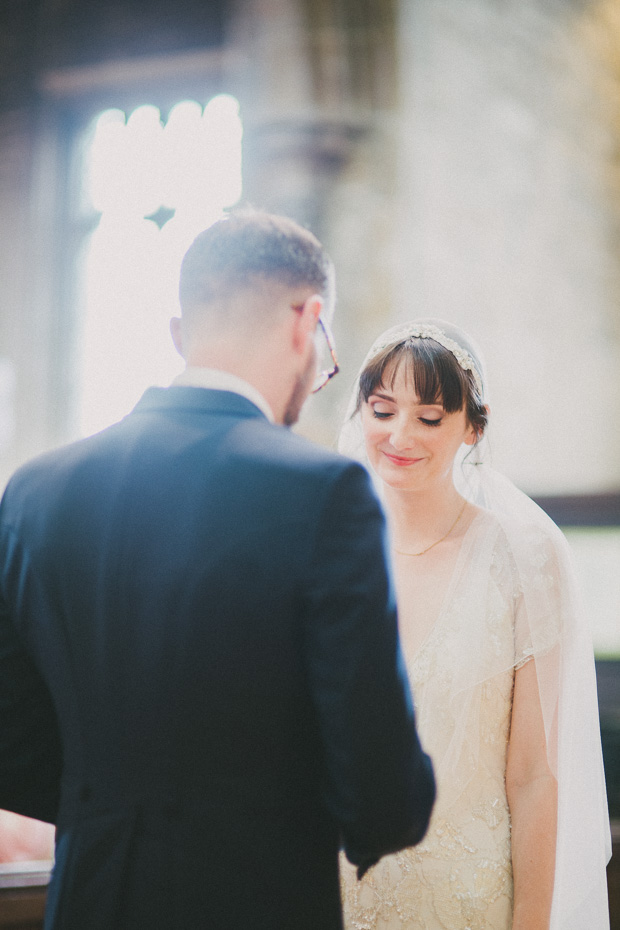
75, 94, 242, 437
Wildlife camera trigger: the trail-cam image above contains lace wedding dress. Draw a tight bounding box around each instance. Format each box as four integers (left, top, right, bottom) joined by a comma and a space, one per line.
340, 511, 530, 929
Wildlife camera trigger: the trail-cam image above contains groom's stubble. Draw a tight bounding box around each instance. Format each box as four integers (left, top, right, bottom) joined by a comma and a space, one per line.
283, 347, 317, 427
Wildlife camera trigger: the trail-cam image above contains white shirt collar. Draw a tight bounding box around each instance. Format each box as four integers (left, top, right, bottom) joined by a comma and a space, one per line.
171, 367, 275, 423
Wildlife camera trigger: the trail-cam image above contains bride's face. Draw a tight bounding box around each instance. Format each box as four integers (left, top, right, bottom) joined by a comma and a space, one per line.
361, 361, 477, 492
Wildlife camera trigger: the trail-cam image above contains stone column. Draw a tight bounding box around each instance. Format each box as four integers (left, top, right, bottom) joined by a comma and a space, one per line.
228, 0, 400, 443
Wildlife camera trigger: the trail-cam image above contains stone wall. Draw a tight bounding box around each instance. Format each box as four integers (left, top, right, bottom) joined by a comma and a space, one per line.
395, 0, 620, 494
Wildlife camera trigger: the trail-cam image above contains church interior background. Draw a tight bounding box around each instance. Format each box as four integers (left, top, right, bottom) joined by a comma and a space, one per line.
0, 0, 618, 923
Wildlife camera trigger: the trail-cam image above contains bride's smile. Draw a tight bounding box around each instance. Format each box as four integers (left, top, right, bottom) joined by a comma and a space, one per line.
360, 361, 476, 492
382, 452, 424, 466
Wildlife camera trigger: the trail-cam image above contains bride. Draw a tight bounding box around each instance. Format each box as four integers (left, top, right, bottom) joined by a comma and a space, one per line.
338, 320, 611, 930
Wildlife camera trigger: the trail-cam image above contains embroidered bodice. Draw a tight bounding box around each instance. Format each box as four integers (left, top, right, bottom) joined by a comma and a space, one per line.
340, 512, 533, 929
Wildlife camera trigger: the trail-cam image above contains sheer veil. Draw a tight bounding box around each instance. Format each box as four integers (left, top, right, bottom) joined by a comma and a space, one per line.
338, 319, 611, 930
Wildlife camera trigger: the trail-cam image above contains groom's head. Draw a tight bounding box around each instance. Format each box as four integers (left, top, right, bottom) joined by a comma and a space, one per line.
171, 210, 337, 425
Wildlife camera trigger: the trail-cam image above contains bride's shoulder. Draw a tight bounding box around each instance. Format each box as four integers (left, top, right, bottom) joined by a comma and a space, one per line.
460, 465, 568, 554
469, 500, 565, 548
471, 503, 572, 596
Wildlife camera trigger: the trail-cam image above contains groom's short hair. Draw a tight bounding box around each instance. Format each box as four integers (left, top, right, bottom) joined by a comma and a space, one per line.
179, 210, 335, 326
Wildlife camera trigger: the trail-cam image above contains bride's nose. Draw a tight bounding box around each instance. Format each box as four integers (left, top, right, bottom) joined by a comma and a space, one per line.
389, 416, 417, 451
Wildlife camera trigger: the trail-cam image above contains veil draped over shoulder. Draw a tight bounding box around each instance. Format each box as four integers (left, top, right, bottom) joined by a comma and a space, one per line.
338, 320, 611, 930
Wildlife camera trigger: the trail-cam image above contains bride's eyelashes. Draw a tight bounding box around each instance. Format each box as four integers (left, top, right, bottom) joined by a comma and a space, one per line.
370, 409, 443, 427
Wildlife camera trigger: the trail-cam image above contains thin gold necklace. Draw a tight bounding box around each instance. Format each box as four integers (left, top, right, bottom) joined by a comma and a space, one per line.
394, 499, 468, 557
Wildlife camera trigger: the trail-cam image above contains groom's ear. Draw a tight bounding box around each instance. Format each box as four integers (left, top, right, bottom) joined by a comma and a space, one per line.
291, 293, 323, 356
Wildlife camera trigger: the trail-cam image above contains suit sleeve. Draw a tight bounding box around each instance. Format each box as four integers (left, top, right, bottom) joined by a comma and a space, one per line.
0, 524, 62, 824
301, 461, 435, 874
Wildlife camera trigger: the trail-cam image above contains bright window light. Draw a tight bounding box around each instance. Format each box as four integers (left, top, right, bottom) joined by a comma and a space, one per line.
76, 95, 243, 437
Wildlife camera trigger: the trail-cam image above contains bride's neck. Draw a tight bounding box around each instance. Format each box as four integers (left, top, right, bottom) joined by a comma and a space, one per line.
383, 482, 465, 545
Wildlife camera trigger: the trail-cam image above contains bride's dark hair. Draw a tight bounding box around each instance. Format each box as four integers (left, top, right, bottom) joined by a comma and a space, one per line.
355, 337, 488, 438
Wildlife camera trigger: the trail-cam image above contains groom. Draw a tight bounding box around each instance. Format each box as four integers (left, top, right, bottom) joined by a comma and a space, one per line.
0, 210, 435, 929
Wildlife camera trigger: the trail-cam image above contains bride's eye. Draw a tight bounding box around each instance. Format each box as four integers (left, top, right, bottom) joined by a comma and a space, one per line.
420, 417, 442, 427
372, 408, 393, 419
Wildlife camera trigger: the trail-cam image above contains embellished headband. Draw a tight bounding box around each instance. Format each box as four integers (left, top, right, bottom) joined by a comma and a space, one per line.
368, 323, 484, 397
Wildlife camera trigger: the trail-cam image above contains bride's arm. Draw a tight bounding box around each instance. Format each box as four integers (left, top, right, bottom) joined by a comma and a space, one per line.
506, 655, 558, 930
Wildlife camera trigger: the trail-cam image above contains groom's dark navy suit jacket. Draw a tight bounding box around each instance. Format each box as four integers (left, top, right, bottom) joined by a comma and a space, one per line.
0, 386, 434, 930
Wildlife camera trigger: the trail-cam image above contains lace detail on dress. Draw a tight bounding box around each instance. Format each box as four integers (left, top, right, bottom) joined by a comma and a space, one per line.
341, 607, 515, 928
341, 517, 519, 929
490, 521, 562, 670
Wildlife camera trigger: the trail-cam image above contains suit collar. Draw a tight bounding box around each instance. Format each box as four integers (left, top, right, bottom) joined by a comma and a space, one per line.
171, 367, 275, 422
131, 386, 271, 421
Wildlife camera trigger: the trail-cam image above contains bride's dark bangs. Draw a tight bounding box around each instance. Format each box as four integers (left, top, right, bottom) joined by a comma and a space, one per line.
357, 339, 466, 412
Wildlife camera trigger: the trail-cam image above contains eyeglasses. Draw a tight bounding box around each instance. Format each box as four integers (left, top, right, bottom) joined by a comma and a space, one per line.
292, 305, 340, 393
312, 315, 340, 392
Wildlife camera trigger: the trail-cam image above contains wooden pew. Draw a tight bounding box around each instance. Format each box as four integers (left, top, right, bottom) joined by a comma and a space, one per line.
0, 863, 50, 930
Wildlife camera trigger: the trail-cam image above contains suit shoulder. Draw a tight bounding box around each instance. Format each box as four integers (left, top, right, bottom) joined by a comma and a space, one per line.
1, 430, 110, 512
220, 421, 378, 520
3, 444, 73, 499
243, 420, 369, 480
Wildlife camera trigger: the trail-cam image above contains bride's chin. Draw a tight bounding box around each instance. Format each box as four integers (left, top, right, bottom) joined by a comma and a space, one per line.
379, 471, 419, 492
370, 458, 423, 491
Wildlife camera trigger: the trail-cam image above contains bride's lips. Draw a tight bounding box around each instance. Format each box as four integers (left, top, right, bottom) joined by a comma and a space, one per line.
382, 452, 423, 466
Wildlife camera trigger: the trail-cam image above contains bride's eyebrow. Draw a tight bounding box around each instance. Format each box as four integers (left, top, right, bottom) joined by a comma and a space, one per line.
369, 390, 394, 401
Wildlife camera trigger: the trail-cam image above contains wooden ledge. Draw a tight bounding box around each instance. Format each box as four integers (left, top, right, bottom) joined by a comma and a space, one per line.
0, 861, 52, 889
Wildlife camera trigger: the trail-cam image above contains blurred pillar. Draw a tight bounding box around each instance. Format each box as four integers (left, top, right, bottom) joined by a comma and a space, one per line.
240, 117, 360, 241
228, 0, 399, 443
229, 0, 397, 230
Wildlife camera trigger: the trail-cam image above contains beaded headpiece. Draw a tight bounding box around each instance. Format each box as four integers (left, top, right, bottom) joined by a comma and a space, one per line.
367, 322, 484, 397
